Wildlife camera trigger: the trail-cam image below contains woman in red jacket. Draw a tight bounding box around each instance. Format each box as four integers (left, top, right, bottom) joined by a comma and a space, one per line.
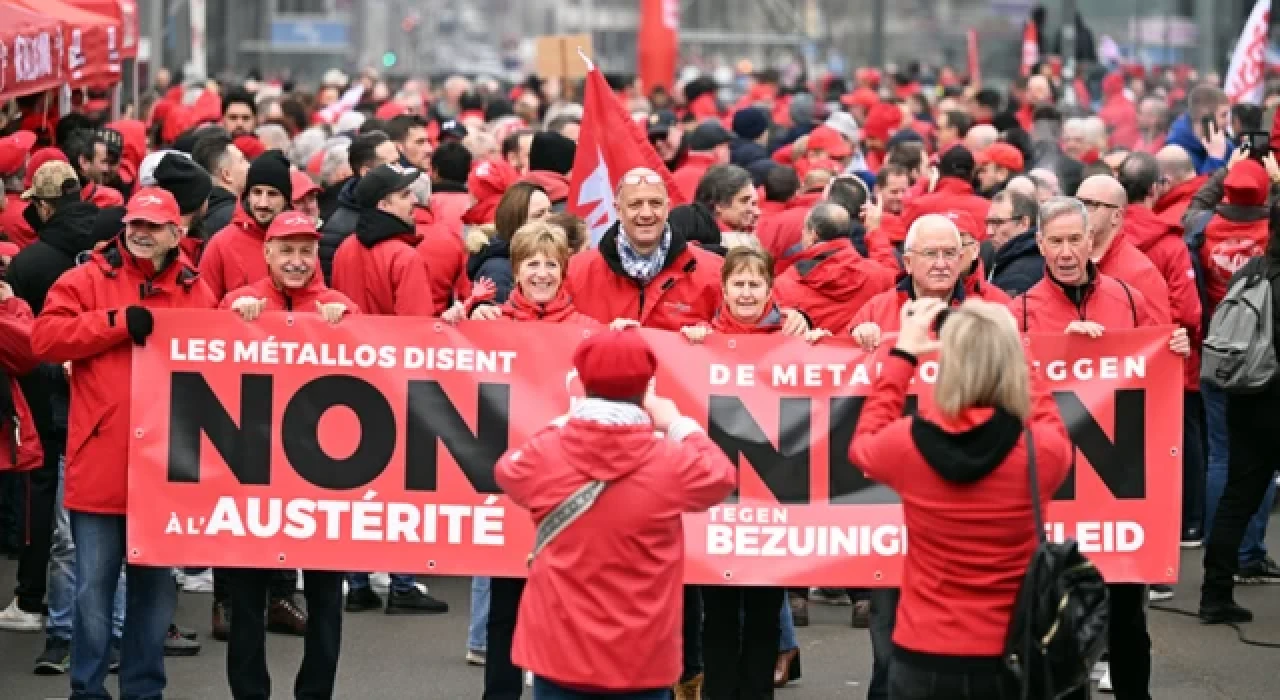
680, 247, 822, 700
849, 298, 1073, 699
497, 329, 737, 699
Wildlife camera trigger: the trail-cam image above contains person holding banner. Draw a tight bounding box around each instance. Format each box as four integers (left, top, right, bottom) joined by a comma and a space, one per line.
496, 329, 737, 700
219, 210, 355, 700
849, 294, 1073, 700
31, 186, 218, 700
1010, 196, 1190, 700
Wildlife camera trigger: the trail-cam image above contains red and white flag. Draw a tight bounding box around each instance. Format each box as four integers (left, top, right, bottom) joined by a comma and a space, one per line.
638, 0, 679, 94
1225, 0, 1271, 104
567, 53, 685, 246
1020, 21, 1039, 77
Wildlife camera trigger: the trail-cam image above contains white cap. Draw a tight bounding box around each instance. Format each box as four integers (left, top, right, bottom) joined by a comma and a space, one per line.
139, 150, 186, 187
825, 112, 861, 144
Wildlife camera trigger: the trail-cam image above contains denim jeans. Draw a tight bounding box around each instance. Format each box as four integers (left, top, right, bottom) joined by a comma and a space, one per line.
531, 677, 669, 699
1201, 383, 1276, 564
469, 576, 491, 652
70, 511, 176, 700
868, 588, 901, 700
47, 458, 125, 642
346, 571, 417, 594
779, 596, 798, 652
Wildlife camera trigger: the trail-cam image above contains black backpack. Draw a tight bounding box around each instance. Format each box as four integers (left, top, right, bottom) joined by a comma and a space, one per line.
1003, 429, 1110, 699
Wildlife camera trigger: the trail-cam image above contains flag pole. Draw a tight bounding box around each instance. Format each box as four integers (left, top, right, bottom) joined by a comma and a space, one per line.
577, 47, 595, 73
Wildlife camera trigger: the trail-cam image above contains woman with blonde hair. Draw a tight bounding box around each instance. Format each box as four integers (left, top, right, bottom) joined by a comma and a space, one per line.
465, 181, 552, 303
849, 299, 1073, 700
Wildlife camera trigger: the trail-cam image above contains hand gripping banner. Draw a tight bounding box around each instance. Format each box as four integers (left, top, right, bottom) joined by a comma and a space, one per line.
128, 311, 1183, 585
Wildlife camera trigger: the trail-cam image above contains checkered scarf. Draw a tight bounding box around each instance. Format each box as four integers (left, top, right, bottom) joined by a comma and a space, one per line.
615, 226, 672, 284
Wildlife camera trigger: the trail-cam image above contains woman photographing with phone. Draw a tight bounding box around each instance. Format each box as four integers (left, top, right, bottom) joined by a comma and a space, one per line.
849, 299, 1073, 699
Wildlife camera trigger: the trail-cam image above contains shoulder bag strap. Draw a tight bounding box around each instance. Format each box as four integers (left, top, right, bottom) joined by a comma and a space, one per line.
1025, 427, 1046, 544
1116, 279, 1138, 327
527, 480, 608, 566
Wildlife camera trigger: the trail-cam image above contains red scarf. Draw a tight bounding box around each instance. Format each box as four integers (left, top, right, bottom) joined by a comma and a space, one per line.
504, 286, 587, 323
710, 297, 783, 334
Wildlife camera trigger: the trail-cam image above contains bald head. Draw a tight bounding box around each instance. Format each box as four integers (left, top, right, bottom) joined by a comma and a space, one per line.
1076, 175, 1127, 252
1005, 175, 1036, 199
1156, 145, 1196, 183
965, 124, 999, 154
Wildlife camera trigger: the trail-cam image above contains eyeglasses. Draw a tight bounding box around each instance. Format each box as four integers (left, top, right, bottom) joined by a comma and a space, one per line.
618, 172, 665, 187
1077, 197, 1120, 211
909, 248, 961, 262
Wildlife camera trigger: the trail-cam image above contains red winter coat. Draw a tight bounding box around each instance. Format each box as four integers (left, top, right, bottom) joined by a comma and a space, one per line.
31, 246, 216, 514
1122, 205, 1201, 389
565, 224, 723, 331
82, 183, 124, 209
1095, 235, 1171, 325
496, 286, 598, 325
0, 194, 36, 248
671, 152, 720, 203
0, 297, 43, 472
220, 274, 360, 314
497, 411, 736, 691
772, 238, 896, 333
708, 299, 784, 334
331, 212, 435, 317
428, 190, 473, 228
1153, 175, 1207, 229
525, 170, 571, 205
1202, 210, 1270, 310
847, 277, 1004, 335
901, 177, 991, 231
199, 206, 270, 301
1009, 267, 1156, 332
755, 191, 822, 265
849, 350, 1071, 657
414, 206, 472, 314
865, 212, 907, 276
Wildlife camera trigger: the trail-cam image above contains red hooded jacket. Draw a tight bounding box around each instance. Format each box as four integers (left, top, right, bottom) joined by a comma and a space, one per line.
671, 152, 720, 204
31, 246, 216, 514
332, 211, 435, 317
0, 296, 43, 472
1202, 163, 1272, 309
220, 273, 359, 314
524, 170, 571, 205
1153, 175, 1207, 228
1122, 205, 1201, 389
850, 350, 1071, 657
1009, 267, 1155, 332
708, 299, 784, 334
200, 206, 271, 301
901, 177, 991, 232
414, 206, 472, 314
82, 182, 124, 209
1095, 235, 1172, 325
755, 191, 822, 266
848, 277, 1005, 335
429, 190, 473, 227
499, 286, 597, 325
1098, 74, 1139, 150
566, 224, 723, 332
0, 194, 35, 248
498, 408, 735, 691
772, 238, 896, 333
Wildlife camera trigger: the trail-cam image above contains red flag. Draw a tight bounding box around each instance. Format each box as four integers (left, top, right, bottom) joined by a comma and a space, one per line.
568, 61, 684, 246
638, 0, 679, 95
1020, 21, 1039, 77
966, 30, 981, 87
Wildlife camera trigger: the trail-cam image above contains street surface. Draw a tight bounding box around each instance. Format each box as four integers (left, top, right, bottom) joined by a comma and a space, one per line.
2, 538, 1278, 699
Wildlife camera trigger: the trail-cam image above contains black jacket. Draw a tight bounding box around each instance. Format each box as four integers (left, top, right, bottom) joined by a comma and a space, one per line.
8, 200, 100, 316
203, 186, 238, 238
730, 138, 770, 170
988, 229, 1045, 298
466, 238, 514, 303
319, 176, 361, 284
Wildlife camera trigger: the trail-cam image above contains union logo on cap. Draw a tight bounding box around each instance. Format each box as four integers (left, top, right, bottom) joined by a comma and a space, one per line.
136, 194, 164, 206
281, 212, 311, 226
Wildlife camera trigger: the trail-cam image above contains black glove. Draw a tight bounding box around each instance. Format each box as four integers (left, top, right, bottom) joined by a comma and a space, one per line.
124, 306, 154, 346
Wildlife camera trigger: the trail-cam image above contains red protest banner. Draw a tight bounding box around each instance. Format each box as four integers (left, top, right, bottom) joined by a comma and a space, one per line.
127, 311, 1182, 585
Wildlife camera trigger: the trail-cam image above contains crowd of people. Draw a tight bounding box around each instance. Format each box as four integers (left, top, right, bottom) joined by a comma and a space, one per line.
0, 48, 1276, 700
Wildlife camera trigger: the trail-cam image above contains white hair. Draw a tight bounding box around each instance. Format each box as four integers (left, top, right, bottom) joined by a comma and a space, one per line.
334, 110, 365, 134
288, 127, 329, 169
1037, 196, 1089, 232
1081, 116, 1108, 148
904, 213, 962, 251
256, 124, 292, 154
319, 140, 351, 184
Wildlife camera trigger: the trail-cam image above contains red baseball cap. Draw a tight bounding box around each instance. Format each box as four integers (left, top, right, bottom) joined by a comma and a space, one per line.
0, 131, 37, 176
944, 210, 986, 242
977, 143, 1025, 173
807, 126, 853, 159
290, 170, 322, 202
123, 187, 182, 226
265, 211, 320, 241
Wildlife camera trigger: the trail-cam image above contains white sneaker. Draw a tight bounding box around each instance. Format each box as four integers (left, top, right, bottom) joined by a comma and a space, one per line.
370, 573, 391, 594
525, 671, 533, 687
0, 598, 43, 632
182, 569, 214, 593
1098, 668, 1113, 693
1090, 660, 1108, 682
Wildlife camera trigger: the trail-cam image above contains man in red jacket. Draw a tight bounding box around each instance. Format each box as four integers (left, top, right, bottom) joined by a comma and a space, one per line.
31, 187, 217, 698
756, 167, 826, 263
671, 122, 732, 204
1153, 145, 1205, 228
773, 202, 895, 333
1009, 195, 1188, 700
1075, 174, 1172, 324
62, 129, 125, 209
901, 146, 990, 231
219, 210, 354, 700
200, 150, 294, 299
497, 330, 735, 698
566, 167, 726, 332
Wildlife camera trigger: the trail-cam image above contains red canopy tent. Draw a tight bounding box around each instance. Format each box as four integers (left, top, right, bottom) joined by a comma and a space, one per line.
10, 0, 122, 88
65, 0, 138, 59
0, 1, 66, 102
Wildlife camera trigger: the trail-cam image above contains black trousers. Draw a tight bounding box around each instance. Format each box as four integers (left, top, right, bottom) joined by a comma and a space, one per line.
1182, 391, 1206, 537
682, 585, 703, 682
484, 576, 527, 700
1064, 582, 1149, 700
700, 585, 783, 700
215, 567, 297, 605
227, 569, 343, 700
1203, 389, 1280, 602
13, 440, 60, 611
888, 655, 1018, 700
867, 588, 901, 700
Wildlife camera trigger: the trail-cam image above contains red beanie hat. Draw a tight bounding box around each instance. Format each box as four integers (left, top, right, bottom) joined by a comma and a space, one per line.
462, 159, 520, 225
234, 135, 267, 161
572, 330, 657, 402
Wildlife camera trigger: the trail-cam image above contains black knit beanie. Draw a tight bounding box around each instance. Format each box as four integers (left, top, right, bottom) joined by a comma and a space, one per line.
528, 132, 576, 176
244, 150, 293, 202
151, 153, 213, 215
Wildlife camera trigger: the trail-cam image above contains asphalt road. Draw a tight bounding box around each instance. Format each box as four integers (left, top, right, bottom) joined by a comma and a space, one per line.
1, 539, 1278, 699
